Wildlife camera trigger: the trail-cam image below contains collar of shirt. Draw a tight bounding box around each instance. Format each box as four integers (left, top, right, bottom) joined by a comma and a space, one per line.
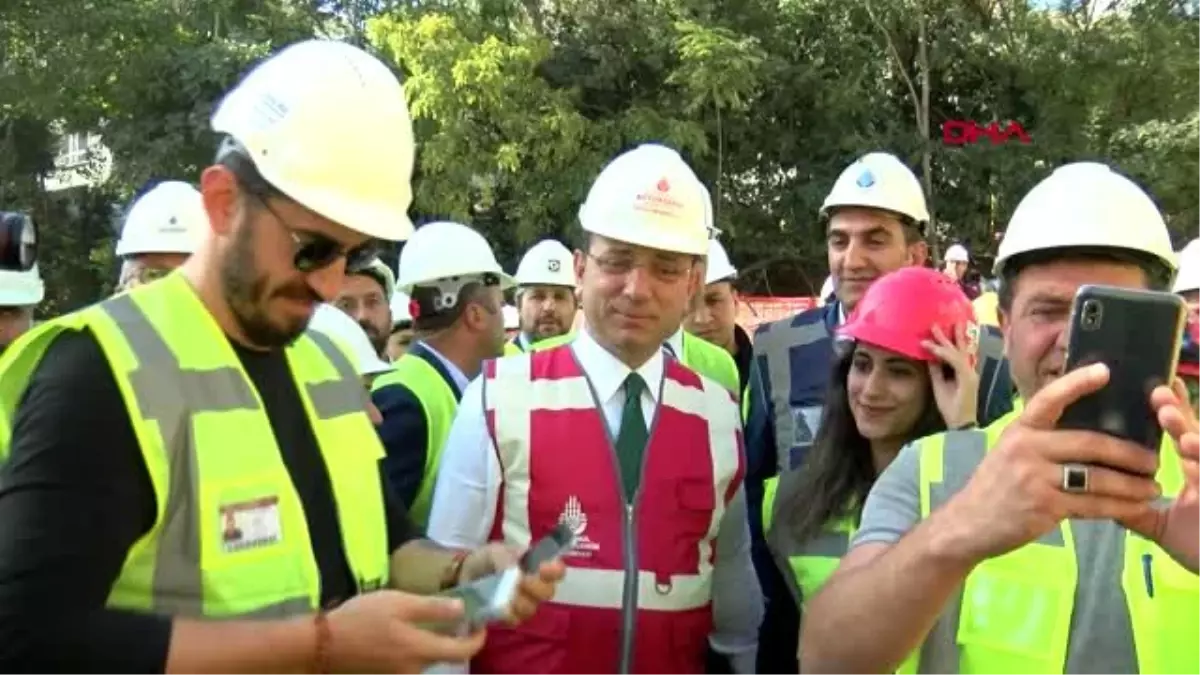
572, 326, 663, 406
838, 302, 847, 326
516, 333, 532, 350
665, 327, 685, 359
416, 341, 471, 393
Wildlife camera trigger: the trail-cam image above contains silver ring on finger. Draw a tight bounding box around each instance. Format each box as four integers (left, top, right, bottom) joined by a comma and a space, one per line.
1061, 462, 1090, 494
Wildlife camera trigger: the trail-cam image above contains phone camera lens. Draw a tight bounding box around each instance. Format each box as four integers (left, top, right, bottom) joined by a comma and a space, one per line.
1081, 299, 1103, 330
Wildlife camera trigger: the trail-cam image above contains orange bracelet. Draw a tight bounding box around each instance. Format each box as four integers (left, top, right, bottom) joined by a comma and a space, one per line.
312, 609, 332, 674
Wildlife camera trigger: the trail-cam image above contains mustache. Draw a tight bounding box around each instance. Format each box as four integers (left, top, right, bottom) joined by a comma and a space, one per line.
272, 283, 321, 304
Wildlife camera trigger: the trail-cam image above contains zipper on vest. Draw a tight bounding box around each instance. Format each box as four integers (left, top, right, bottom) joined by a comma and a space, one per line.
617, 502, 637, 674
616, 442, 652, 674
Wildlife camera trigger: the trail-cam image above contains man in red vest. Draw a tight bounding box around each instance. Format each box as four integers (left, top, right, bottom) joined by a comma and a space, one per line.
427, 143, 762, 673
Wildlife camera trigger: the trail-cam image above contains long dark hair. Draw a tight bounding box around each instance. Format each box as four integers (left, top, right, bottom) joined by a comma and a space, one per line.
784, 347, 947, 545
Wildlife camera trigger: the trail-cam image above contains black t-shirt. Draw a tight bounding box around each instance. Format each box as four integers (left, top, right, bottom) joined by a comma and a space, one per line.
0, 329, 418, 672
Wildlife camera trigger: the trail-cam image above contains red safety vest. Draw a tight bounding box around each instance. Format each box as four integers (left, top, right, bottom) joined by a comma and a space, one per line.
472, 344, 744, 674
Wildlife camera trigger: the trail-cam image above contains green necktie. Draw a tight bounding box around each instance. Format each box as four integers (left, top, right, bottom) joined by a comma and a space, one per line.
615, 373, 649, 502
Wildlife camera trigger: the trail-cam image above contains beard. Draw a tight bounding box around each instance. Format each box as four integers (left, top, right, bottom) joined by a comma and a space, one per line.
358, 319, 389, 357
220, 224, 318, 348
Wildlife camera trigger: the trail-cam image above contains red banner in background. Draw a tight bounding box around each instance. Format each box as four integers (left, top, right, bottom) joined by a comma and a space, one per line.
737, 296, 817, 335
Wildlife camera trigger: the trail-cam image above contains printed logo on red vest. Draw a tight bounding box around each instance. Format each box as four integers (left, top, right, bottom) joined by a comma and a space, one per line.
558, 495, 600, 557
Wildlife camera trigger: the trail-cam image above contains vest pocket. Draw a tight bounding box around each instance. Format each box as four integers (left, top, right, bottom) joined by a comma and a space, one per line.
478, 602, 575, 673
1147, 554, 1200, 672
955, 548, 1074, 672
674, 480, 717, 537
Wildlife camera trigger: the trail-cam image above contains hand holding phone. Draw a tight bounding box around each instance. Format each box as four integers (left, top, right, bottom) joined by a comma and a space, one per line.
1059, 285, 1186, 454
422, 566, 522, 635
520, 523, 576, 574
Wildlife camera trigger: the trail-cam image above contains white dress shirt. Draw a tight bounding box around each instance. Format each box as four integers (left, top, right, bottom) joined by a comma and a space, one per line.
665, 327, 685, 360
428, 328, 762, 673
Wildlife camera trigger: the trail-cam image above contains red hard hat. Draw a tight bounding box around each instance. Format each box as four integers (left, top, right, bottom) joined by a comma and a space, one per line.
839, 267, 977, 362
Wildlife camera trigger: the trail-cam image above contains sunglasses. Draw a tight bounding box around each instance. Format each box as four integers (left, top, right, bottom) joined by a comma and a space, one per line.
253, 193, 378, 273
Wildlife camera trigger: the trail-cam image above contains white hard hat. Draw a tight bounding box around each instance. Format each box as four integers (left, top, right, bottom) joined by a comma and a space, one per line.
515, 240, 575, 288
705, 238, 737, 285
945, 244, 970, 263
354, 257, 396, 300
116, 181, 206, 258
308, 303, 392, 375
1174, 238, 1200, 294
502, 304, 520, 330
390, 291, 413, 327
994, 162, 1176, 281
211, 39, 415, 241
821, 152, 929, 225
579, 144, 709, 255
396, 221, 515, 299
0, 264, 44, 306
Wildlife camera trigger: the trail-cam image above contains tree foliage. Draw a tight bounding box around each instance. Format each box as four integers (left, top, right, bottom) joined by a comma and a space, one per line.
1, 0, 1196, 310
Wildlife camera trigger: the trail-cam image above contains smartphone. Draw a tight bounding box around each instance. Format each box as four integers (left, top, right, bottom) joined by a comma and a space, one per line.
1059, 285, 1186, 453
520, 523, 576, 574
424, 566, 522, 634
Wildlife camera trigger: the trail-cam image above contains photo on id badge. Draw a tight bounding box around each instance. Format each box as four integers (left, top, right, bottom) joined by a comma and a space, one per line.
220, 496, 283, 553
790, 405, 823, 470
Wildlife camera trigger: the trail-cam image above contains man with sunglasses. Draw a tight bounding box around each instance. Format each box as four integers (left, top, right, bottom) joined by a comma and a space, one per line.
0, 39, 563, 673
113, 180, 206, 293
372, 221, 514, 531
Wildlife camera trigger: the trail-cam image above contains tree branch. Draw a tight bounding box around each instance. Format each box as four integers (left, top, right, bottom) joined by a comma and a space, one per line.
864, 0, 921, 126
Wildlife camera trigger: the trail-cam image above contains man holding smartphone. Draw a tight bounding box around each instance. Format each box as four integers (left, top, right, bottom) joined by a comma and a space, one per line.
800, 161, 1199, 673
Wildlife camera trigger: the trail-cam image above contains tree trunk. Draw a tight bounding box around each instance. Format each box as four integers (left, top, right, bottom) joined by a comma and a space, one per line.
917, 4, 938, 264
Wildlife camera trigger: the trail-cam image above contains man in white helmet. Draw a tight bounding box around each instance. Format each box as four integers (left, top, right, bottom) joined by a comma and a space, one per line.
804, 162, 1200, 673
685, 237, 754, 400
334, 256, 395, 359
0, 264, 45, 354
749, 152, 1014, 674
1174, 238, 1200, 305
526, 184, 742, 397
371, 221, 514, 530
429, 143, 762, 674
388, 289, 416, 360
507, 239, 578, 353
942, 243, 970, 281
942, 243, 980, 300
0, 40, 561, 672
113, 180, 206, 292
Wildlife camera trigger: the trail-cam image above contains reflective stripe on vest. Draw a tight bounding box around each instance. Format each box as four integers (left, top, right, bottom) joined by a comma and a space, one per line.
0, 274, 390, 618
752, 311, 833, 472
478, 344, 743, 674
917, 416, 1199, 673
763, 471, 855, 602
371, 353, 459, 527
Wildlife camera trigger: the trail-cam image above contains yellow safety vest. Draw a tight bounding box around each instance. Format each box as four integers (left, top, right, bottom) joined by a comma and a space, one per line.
763, 470, 859, 607
530, 330, 740, 396
915, 410, 1199, 673
370, 351, 459, 527
0, 273, 390, 618
503, 340, 523, 356
972, 291, 999, 328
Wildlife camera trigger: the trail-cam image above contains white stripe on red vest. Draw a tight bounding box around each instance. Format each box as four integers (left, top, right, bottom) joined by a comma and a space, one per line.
475, 343, 744, 673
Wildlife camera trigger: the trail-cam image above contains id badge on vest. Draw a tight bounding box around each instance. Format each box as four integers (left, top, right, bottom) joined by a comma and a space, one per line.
788, 405, 823, 471
220, 496, 283, 553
